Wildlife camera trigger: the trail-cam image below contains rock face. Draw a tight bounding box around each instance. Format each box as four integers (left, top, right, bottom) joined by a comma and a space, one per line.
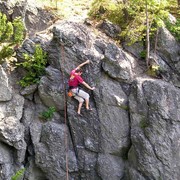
127, 79, 180, 179
0, 0, 56, 36
0, 1, 180, 180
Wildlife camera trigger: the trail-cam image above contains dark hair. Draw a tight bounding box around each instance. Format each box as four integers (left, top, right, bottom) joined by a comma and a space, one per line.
75, 69, 83, 73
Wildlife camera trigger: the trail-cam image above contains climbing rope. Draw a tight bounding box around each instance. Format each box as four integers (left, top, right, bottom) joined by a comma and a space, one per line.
60, 44, 69, 180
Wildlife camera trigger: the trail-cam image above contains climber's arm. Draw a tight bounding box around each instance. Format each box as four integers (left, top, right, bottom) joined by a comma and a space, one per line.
75, 60, 90, 70
82, 81, 95, 90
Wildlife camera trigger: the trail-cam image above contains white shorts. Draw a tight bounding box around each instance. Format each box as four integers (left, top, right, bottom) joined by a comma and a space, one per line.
72, 88, 90, 103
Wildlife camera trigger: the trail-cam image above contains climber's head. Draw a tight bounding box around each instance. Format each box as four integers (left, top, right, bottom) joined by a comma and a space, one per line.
75, 68, 83, 75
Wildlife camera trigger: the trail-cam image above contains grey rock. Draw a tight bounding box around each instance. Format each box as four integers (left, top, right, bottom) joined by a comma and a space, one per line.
94, 73, 130, 154
123, 41, 144, 59
96, 20, 121, 38
67, 100, 100, 153
102, 43, 136, 82
33, 122, 78, 179
0, 142, 14, 180
0, 94, 24, 120
0, 66, 12, 101
127, 78, 180, 179
97, 154, 124, 180
157, 27, 180, 71
23, 157, 47, 180
38, 66, 65, 111
0, 8, 179, 179
0, 116, 26, 163
0, 0, 56, 36
20, 84, 38, 96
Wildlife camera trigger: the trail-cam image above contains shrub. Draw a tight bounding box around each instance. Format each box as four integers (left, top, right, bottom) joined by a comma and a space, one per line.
140, 50, 146, 59
0, 46, 14, 64
13, 17, 26, 44
165, 18, 180, 41
0, 12, 13, 43
147, 64, 161, 77
0, 12, 25, 63
17, 44, 47, 87
39, 106, 56, 120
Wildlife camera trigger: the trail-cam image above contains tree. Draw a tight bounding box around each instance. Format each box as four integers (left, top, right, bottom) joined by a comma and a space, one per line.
89, 0, 171, 67
145, 0, 150, 67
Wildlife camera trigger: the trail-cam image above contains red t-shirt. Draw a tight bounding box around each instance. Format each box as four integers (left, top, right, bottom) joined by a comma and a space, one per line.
68, 69, 84, 87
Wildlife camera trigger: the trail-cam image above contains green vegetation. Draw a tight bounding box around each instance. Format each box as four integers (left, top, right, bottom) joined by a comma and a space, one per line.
165, 18, 180, 40
120, 105, 129, 111
140, 118, 149, 129
0, 46, 14, 62
39, 106, 56, 120
0, 13, 13, 43
13, 17, 25, 44
89, 0, 179, 44
34, 0, 91, 19
17, 44, 47, 87
140, 50, 146, 59
147, 64, 161, 77
0, 12, 25, 63
11, 168, 25, 180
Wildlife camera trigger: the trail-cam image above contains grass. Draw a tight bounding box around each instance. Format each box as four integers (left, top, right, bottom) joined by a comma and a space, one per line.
36, 0, 93, 19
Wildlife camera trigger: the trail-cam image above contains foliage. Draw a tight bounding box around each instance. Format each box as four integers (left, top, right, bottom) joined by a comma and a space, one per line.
0, 45, 14, 64
89, 0, 128, 27
165, 18, 180, 40
89, 0, 177, 44
11, 168, 25, 180
0, 12, 25, 63
0, 12, 13, 43
17, 44, 47, 87
12, 17, 25, 44
140, 118, 149, 129
147, 64, 161, 77
0, 12, 25, 44
140, 50, 146, 59
39, 106, 56, 120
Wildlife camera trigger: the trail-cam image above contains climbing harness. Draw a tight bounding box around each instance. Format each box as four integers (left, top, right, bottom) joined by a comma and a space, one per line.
60, 45, 69, 180
68, 86, 82, 98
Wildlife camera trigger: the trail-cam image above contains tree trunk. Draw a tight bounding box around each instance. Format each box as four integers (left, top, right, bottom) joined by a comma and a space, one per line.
145, 0, 150, 67
55, 0, 58, 9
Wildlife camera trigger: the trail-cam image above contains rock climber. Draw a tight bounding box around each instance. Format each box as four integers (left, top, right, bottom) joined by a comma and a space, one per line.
68, 60, 95, 116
